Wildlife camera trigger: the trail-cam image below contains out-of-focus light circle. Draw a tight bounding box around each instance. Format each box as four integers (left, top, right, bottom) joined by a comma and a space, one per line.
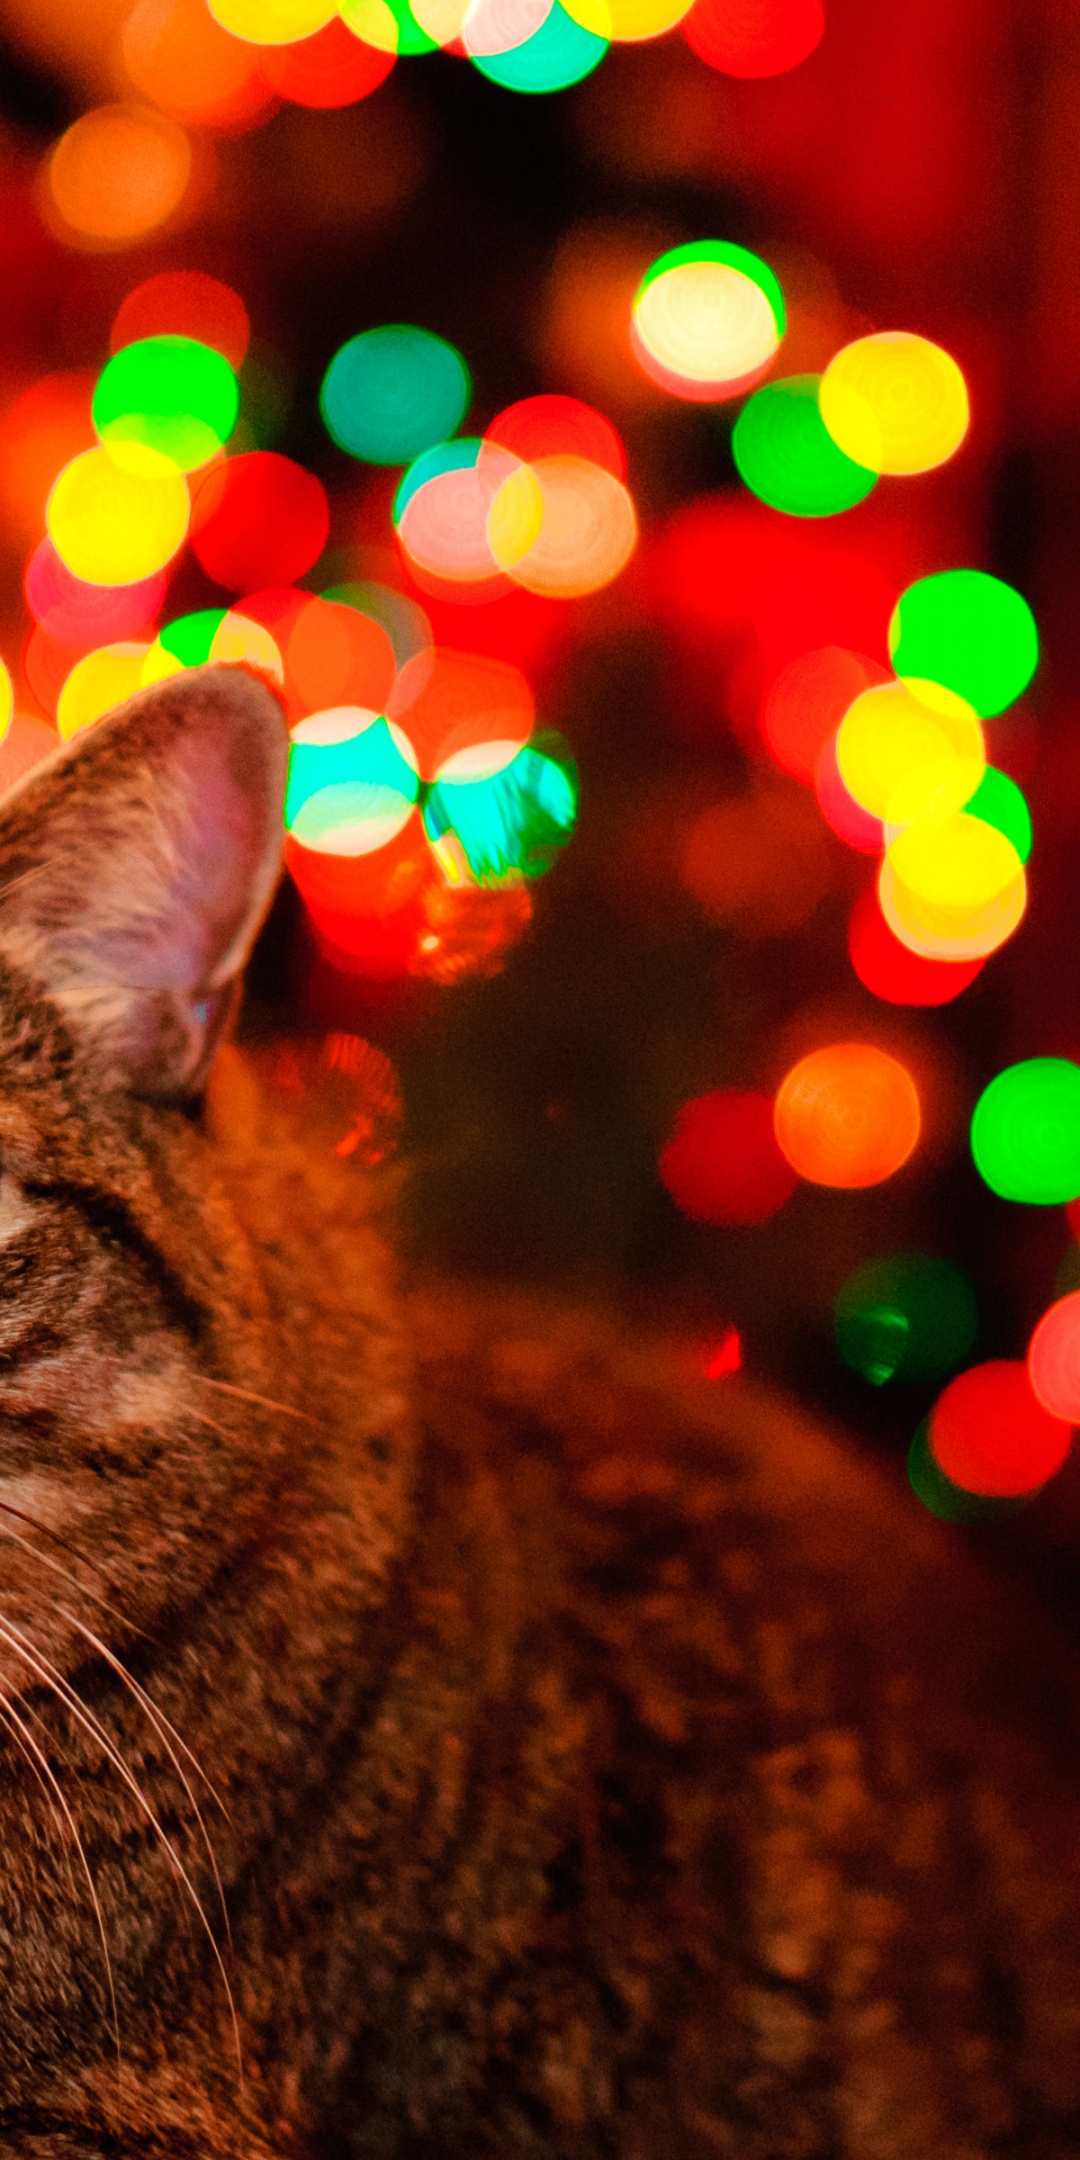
321, 327, 469, 466
0, 715, 60, 796
762, 647, 885, 782
289, 780, 418, 856
733, 375, 876, 517
395, 440, 521, 585
561, 0, 694, 41
505, 455, 637, 598
835, 1252, 977, 1387
339, 0, 440, 52
388, 646, 534, 779
142, 606, 285, 683
286, 708, 419, 834
1029, 1294, 1080, 1424
683, 0, 824, 76
887, 569, 1038, 718
928, 1360, 1072, 1497
880, 812, 1025, 960
464, 0, 554, 57
908, 1419, 1029, 1523
209, 608, 285, 677
818, 332, 969, 476
56, 642, 151, 739
111, 272, 250, 370
93, 335, 238, 473
964, 764, 1031, 862
815, 730, 885, 853
486, 393, 626, 478
190, 452, 329, 589
469, 1, 608, 87
658, 1088, 797, 1224
24, 538, 164, 647
836, 678, 985, 825
847, 887, 984, 1006
774, 1041, 921, 1189
259, 15, 396, 100
0, 663, 12, 744
286, 818, 429, 922
486, 463, 545, 570
208, 0, 336, 41
681, 785, 833, 936
121, 0, 275, 131
423, 736, 577, 883
283, 596, 397, 718
971, 1059, 1080, 1205
0, 372, 97, 541
632, 242, 784, 399
47, 444, 189, 585
323, 580, 432, 670
48, 106, 193, 246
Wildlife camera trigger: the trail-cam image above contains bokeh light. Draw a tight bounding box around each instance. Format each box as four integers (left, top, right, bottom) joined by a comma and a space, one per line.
190, 451, 329, 588
281, 596, 397, 720
208, 0, 337, 40
422, 735, 577, 882
632, 242, 784, 399
259, 16, 397, 101
836, 678, 985, 825
971, 1058, 1080, 1205
658, 1088, 798, 1224
1029, 1294, 1080, 1423
507, 454, 637, 597
773, 1041, 921, 1188
819, 332, 969, 476
964, 764, 1032, 861
762, 646, 886, 782
486, 393, 626, 478
733, 375, 876, 517
395, 439, 521, 586
683, 0, 824, 76
24, 539, 164, 648
469, 3, 609, 90
928, 1360, 1072, 1497
835, 1251, 977, 1386
880, 811, 1025, 960
93, 335, 239, 472
908, 1420, 1026, 1523
561, 0, 694, 41
0, 372, 97, 540
888, 569, 1039, 717
142, 606, 285, 683
681, 785, 833, 934
815, 731, 885, 852
285, 708, 420, 838
121, 0, 275, 131
0, 716, 59, 796
339, 0, 441, 54
847, 887, 985, 1005
56, 641, 151, 739
388, 647, 534, 779
321, 327, 470, 465
111, 272, 250, 370
464, 0, 555, 59
48, 105, 193, 246
48, 444, 190, 585
0, 663, 12, 745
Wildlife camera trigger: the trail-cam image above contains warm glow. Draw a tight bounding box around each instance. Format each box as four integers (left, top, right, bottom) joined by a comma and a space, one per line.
48, 105, 193, 245
774, 1042, 921, 1189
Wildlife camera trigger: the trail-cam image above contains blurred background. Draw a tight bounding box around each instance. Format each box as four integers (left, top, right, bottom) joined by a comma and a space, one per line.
2, 0, 1080, 1592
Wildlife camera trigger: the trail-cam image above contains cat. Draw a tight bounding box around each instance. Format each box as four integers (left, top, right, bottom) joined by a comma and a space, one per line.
0, 664, 1077, 2157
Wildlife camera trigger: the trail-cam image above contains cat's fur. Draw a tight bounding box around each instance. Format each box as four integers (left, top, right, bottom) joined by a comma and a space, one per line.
0, 666, 1077, 2155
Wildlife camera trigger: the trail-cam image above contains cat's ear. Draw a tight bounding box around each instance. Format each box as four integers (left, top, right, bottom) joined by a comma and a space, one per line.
0, 665, 288, 1098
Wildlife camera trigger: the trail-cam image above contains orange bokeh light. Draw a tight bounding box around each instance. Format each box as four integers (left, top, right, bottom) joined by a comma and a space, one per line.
774, 1041, 921, 1188
0, 372, 96, 540
122, 0, 276, 131
47, 105, 194, 246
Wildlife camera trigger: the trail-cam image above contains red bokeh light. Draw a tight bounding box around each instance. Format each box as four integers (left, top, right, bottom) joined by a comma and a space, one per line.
24, 538, 164, 649
110, 270, 250, 369
486, 394, 627, 480
387, 646, 534, 780
659, 1088, 798, 1224
929, 1360, 1073, 1497
815, 731, 885, 852
683, 0, 824, 77
762, 645, 888, 783
258, 19, 396, 107
191, 452, 330, 592
848, 886, 985, 1005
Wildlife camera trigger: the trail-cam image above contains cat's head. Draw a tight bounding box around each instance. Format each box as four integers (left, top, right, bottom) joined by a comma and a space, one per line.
0, 668, 316, 1687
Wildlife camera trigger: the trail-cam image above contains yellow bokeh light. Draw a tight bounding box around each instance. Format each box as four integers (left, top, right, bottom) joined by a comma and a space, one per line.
836, 679, 984, 825
412, 0, 470, 37
208, 0, 336, 41
140, 638, 186, 687
336, 0, 402, 48
562, 0, 694, 40
819, 332, 969, 477
57, 643, 152, 740
880, 811, 1026, 959
209, 609, 286, 679
48, 105, 192, 246
508, 455, 637, 598
0, 662, 12, 746
633, 261, 780, 392
47, 444, 189, 587
486, 461, 545, 570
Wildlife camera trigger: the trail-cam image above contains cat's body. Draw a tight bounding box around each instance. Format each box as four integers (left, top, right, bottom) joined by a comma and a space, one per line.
0, 667, 1079, 2156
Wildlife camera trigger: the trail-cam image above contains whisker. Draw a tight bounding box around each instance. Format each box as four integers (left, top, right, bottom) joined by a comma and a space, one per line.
0, 1516, 148, 1644
0, 1690, 122, 2081
0, 1608, 243, 2084
0, 1497, 124, 1595
188, 1373, 317, 1425
55, 1604, 233, 1951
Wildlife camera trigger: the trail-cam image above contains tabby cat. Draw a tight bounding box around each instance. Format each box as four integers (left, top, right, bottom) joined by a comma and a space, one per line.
0, 664, 1077, 2157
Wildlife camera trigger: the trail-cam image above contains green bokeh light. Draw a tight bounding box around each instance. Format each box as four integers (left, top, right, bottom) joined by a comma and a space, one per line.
835, 1252, 977, 1386
732, 375, 876, 518
160, 608, 226, 667
636, 240, 785, 338
320, 327, 470, 467
907, 1419, 1027, 1523
469, 5, 608, 94
888, 569, 1039, 717
93, 335, 239, 474
971, 1057, 1080, 1204
963, 764, 1032, 862
422, 735, 577, 882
